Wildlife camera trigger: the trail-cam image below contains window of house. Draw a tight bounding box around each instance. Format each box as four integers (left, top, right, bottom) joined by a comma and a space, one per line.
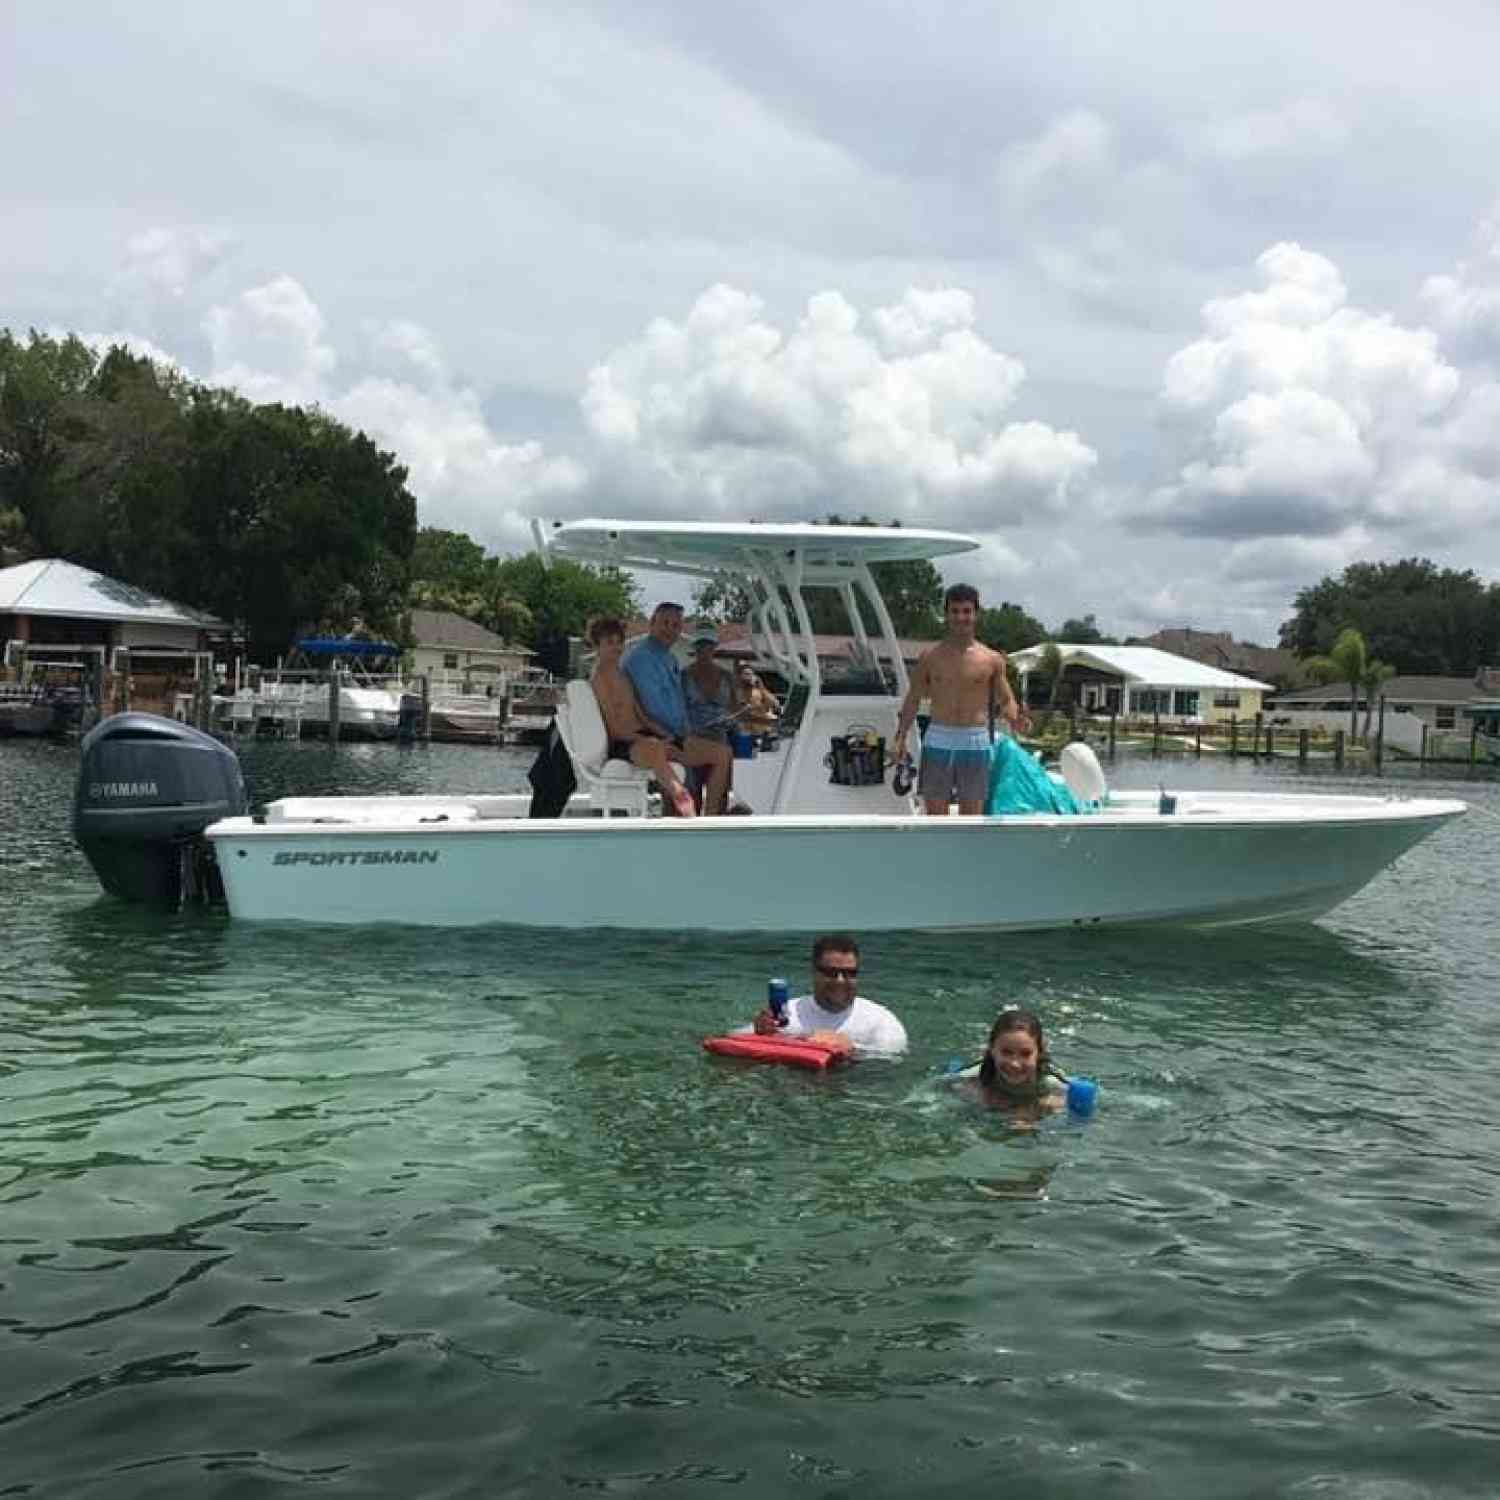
1130, 689, 1169, 714
1173, 690, 1200, 717
1436, 706, 1455, 729
1213, 692, 1241, 709
443, 652, 459, 670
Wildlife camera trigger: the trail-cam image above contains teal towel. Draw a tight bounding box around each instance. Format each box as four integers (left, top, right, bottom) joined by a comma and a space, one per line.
986, 737, 1085, 816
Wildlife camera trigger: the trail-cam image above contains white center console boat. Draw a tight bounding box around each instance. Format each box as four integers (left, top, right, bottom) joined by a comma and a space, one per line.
76, 519, 1465, 929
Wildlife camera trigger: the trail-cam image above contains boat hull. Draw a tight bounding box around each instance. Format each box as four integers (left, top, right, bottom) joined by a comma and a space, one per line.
206, 791, 1463, 931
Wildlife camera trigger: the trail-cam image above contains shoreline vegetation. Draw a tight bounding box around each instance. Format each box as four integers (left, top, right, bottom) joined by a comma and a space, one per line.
4, 329, 1500, 707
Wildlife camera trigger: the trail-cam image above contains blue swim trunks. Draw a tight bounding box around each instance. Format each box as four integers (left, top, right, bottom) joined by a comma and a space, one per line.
918, 723, 992, 805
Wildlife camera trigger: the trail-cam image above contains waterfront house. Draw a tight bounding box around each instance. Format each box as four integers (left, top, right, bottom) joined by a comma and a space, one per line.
1010, 643, 1272, 724
712, 621, 928, 686
1267, 673, 1496, 737
407, 609, 534, 685
0, 558, 224, 667
1131, 627, 1305, 691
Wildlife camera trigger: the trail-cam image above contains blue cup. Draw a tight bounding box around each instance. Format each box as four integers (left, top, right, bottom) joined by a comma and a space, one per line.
731, 730, 755, 760
767, 977, 789, 1022
1066, 1077, 1098, 1116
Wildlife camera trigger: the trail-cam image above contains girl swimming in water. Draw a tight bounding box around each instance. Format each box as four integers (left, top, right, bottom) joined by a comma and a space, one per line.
972, 1008, 1066, 1115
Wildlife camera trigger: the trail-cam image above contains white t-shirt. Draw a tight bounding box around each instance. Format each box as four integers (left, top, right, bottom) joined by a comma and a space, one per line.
779, 993, 908, 1057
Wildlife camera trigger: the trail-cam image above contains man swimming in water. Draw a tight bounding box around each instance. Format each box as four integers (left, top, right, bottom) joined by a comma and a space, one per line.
748, 934, 907, 1058
891, 584, 1028, 815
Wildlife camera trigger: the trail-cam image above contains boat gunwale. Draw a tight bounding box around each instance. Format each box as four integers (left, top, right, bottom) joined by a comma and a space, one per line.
207, 797, 1467, 840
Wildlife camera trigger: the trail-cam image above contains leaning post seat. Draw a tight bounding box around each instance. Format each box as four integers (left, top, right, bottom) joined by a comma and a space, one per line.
555, 681, 655, 817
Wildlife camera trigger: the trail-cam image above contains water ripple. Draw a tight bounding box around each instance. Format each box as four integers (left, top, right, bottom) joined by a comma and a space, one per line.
3, 740, 1499, 1494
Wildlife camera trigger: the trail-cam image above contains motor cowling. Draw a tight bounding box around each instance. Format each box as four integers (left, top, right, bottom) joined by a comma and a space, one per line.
73, 712, 248, 908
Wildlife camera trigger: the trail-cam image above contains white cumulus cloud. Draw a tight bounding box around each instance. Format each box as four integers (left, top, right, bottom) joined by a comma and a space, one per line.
125, 225, 237, 297
1135, 240, 1497, 543
335, 377, 586, 552
1420, 203, 1500, 365
204, 275, 338, 406
194, 275, 586, 550
580, 283, 1096, 530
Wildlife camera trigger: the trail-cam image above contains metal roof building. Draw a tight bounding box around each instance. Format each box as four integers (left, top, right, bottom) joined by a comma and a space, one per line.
1010, 643, 1273, 723
0, 559, 224, 655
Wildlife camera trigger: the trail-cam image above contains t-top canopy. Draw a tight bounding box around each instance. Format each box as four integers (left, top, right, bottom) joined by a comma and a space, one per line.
543, 518, 980, 575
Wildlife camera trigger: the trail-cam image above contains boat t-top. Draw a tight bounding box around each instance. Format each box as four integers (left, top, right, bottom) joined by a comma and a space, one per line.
73, 518, 1464, 930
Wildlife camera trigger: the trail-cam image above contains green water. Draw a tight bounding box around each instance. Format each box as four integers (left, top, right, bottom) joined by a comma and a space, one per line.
3, 737, 1498, 1497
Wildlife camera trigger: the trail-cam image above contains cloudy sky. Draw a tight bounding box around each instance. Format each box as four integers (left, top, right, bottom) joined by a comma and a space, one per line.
7, 0, 1500, 642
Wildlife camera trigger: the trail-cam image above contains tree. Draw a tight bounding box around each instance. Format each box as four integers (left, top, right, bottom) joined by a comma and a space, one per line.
487, 552, 638, 644
1056, 613, 1113, 645
823, 514, 945, 638
0, 326, 423, 659
58, 347, 194, 591
0, 330, 99, 554
486, 593, 535, 643
1305, 628, 1391, 742
1280, 558, 1500, 676
0, 503, 35, 563
1361, 659, 1396, 742
977, 601, 1047, 653
1028, 641, 1064, 708
691, 573, 756, 625
692, 514, 945, 637
411, 527, 491, 607
181, 396, 416, 657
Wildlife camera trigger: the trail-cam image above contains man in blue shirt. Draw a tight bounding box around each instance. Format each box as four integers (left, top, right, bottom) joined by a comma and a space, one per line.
622, 602, 733, 814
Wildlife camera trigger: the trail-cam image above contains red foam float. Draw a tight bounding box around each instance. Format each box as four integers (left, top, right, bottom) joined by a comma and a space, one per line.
701, 1033, 848, 1071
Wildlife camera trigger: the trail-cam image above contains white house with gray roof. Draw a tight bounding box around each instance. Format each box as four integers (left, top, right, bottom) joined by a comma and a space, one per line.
407, 608, 534, 682
1010, 643, 1273, 724
0, 559, 224, 660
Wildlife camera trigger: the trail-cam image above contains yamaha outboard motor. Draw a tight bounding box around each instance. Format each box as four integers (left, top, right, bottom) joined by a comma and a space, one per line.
73, 712, 248, 908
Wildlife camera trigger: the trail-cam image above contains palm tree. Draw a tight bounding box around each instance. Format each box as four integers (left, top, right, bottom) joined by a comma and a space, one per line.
1305, 628, 1390, 743
1360, 659, 1396, 742
1038, 641, 1064, 709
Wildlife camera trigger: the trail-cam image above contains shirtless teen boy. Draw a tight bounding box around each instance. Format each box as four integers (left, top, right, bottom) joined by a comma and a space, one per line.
891, 584, 1029, 815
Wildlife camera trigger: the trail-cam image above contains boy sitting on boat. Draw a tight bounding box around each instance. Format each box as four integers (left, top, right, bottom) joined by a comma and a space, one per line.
588, 614, 731, 817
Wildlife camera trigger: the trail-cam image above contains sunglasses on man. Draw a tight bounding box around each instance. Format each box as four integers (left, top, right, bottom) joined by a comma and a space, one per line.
815, 963, 859, 981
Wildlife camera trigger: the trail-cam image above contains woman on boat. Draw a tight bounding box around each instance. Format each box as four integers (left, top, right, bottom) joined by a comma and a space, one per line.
684, 629, 735, 742
735, 664, 780, 735
966, 1008, 1066, 1116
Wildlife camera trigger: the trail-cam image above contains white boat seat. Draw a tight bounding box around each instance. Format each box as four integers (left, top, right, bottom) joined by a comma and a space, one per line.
555, 680, 654, 817
1059, 741, 1108, 806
